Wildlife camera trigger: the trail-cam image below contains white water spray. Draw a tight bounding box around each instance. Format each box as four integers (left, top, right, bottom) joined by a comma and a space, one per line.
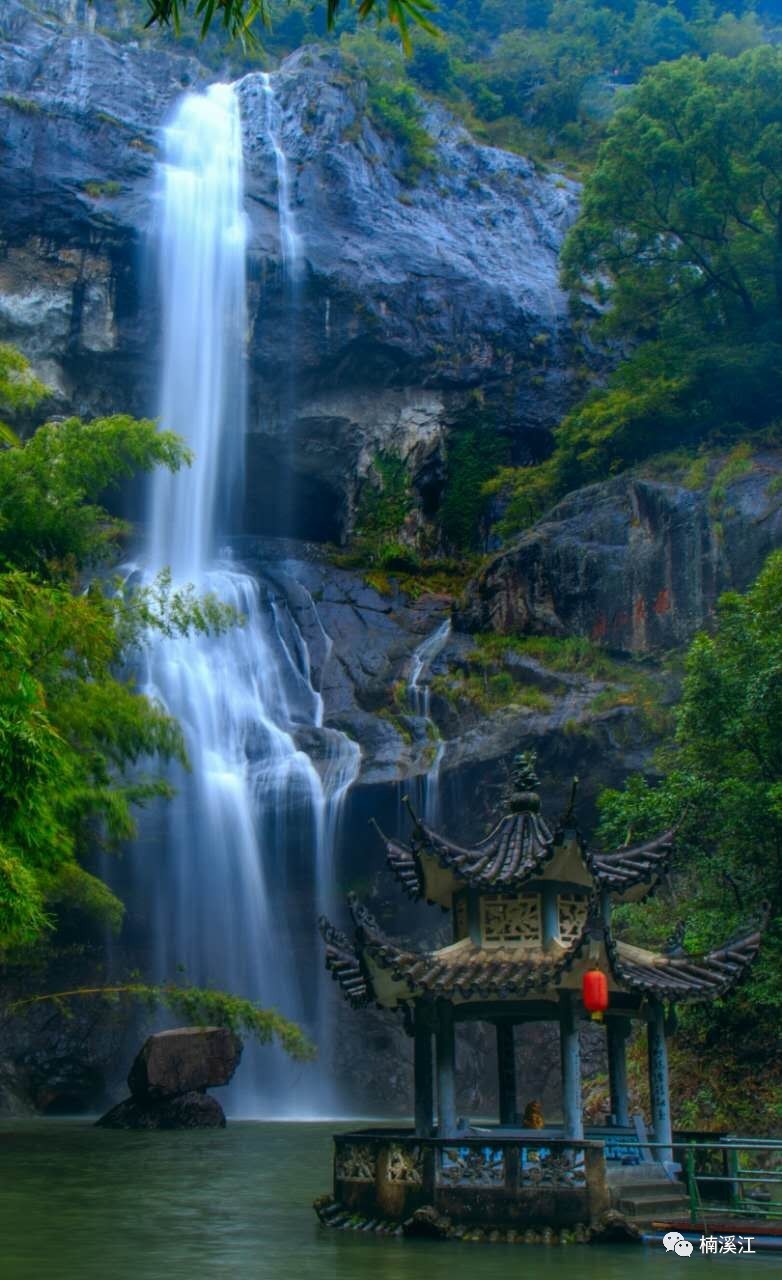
131, 82, 358, 1114
260, 73, 301, 277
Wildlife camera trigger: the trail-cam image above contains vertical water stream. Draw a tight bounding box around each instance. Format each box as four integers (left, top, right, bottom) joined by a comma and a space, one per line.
131, 81, 359, 1114
408, 619, 451, 826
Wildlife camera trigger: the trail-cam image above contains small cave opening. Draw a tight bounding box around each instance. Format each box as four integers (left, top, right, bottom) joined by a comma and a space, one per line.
244, 437, 344, 543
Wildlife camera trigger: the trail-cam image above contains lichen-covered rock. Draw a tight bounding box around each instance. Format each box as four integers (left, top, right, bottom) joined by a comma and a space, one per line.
589, 1209, 643, 1244
127, 1027, 242, 1099
96, 1090, 226, 1130
402, 1205, 452, 1238
458, 453, 782, 653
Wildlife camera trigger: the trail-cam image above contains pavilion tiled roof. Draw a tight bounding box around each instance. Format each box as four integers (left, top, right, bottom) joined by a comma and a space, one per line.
318, 915, 370, 1009
320, 893, 593, 1005
380, 813, 674, 904
380, 809, 556, 902
320, 894, 765, 1009
587, 829, 674, 900
608, 925, 764, 1003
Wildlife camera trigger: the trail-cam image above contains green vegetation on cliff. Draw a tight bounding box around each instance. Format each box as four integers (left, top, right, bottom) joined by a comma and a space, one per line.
599, 552, 782, 1124
491, 47, 782, 538
0, 347, 311, 1054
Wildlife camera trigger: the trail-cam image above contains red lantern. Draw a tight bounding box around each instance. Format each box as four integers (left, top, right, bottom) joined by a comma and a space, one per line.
582, 969, 609, 1021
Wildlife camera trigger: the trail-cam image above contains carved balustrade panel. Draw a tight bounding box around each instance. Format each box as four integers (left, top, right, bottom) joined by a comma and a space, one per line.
336, 1143, 376, 1182
438, 1144, 506, 1187
386, 1143, 424, 1185
518, 1144, 586, 1187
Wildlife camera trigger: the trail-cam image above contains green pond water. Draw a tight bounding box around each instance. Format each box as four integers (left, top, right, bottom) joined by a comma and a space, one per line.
0, 1120, 776, 1280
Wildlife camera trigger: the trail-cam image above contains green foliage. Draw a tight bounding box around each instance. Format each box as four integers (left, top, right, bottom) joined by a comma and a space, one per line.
7, 982, 315, 1059
0, 345, 47, 444
489, 48, 782, 537
441, 408, 509, 552
598, 552, 782, 1062
349, 450, 413, 563
0, 414, 190, 575
0, 94, 42, 115
0, 368, 233, 951
82, 180, 122, 198
340, 32, 436, 181
468, 631, 625, 680
431, 668, 552, 716
564, 50, 782, 340
125, 0, 437, 52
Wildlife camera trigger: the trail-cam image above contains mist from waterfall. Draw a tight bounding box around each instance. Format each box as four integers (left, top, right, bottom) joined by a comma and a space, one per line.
130, 81, 359, 1115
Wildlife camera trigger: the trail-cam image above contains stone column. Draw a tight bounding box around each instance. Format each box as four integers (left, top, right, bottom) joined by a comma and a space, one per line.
559, 991, 584, 1140
647, 999, 673, 1163
436, 1002, 457, 1138
542, 884, 560, 948
607, 1016, 631, 1127
496, 1022, 518, 1126
413, 1004, 434, 1137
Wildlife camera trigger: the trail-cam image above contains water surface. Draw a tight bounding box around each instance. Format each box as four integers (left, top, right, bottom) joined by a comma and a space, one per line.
0, 1121, 774, 1280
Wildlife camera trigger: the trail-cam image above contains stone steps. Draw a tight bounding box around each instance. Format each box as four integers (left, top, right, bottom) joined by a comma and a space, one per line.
616, 1182, 690, 1223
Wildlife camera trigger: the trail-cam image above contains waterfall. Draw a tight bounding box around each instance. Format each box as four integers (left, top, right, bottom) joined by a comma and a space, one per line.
129, 81, 359, 1115
260, 73, 301, 277
408, 619, 451, 826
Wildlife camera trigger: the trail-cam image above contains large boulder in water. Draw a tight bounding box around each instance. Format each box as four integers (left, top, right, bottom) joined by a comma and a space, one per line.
127, 1027, 242, 1099
97, 1090, 226, 1130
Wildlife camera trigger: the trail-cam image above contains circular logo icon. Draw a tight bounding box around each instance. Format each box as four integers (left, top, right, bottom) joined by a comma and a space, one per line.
663, 1231, 685, 1252
675, 1239, 694, 1257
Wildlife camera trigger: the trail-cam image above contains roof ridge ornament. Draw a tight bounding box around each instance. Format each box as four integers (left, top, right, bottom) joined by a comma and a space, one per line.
562, 775, 580, 827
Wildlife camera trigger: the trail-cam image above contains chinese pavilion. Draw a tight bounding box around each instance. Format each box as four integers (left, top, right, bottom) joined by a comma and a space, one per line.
317, 757, 764, 1235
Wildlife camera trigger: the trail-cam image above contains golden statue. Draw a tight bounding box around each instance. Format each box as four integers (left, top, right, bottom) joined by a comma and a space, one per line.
522, 1100, 544, 1129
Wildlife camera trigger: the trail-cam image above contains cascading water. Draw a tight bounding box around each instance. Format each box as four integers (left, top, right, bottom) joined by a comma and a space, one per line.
260, 73, 301, 276
408, 619, 451, 826
129, 81, 359, 1115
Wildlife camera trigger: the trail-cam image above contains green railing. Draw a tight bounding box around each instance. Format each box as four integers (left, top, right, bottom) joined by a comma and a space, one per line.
676, 1140, 782, 1224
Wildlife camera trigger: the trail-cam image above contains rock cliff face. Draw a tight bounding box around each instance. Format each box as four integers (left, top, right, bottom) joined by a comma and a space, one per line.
0, 3, 578, 542
459, 454, 782, 653
6, 6, 781, 1123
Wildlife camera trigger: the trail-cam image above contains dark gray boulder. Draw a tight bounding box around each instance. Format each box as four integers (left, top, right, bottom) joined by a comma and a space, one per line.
96, 1090, 226, 1130
127, 1027, 242, 1099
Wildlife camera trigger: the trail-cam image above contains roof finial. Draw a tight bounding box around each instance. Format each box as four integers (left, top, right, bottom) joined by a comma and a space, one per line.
506, 749, 541, 814
564, 775, 580, 825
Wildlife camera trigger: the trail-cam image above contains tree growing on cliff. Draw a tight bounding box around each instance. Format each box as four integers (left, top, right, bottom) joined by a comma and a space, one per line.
597, 552, 782, 1122
487, 47, 782, 536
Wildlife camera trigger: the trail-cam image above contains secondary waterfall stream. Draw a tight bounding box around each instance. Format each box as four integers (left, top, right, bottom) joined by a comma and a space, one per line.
409, 619, 451, 825
129, 80, 359, 1114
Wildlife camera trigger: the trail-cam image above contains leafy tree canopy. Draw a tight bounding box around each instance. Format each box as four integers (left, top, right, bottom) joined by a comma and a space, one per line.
486, 46, 782, 538
0, 351, 231, 950
134, 0, 437, 50
562, 47, 782, 340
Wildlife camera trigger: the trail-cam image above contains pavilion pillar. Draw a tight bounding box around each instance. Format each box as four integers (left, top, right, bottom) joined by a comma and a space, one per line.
413, 1004, 435, 1138
541, 884, 560, 948
647, 999, 673, 1163
436, 1002, 457, 1138
607, 1016, 631, 1128
496, 1022, 518, 1126
559, 991, 583, 1140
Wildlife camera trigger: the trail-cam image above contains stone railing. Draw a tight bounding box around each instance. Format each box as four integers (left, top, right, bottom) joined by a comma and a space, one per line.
333, 1130, 610, 1228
